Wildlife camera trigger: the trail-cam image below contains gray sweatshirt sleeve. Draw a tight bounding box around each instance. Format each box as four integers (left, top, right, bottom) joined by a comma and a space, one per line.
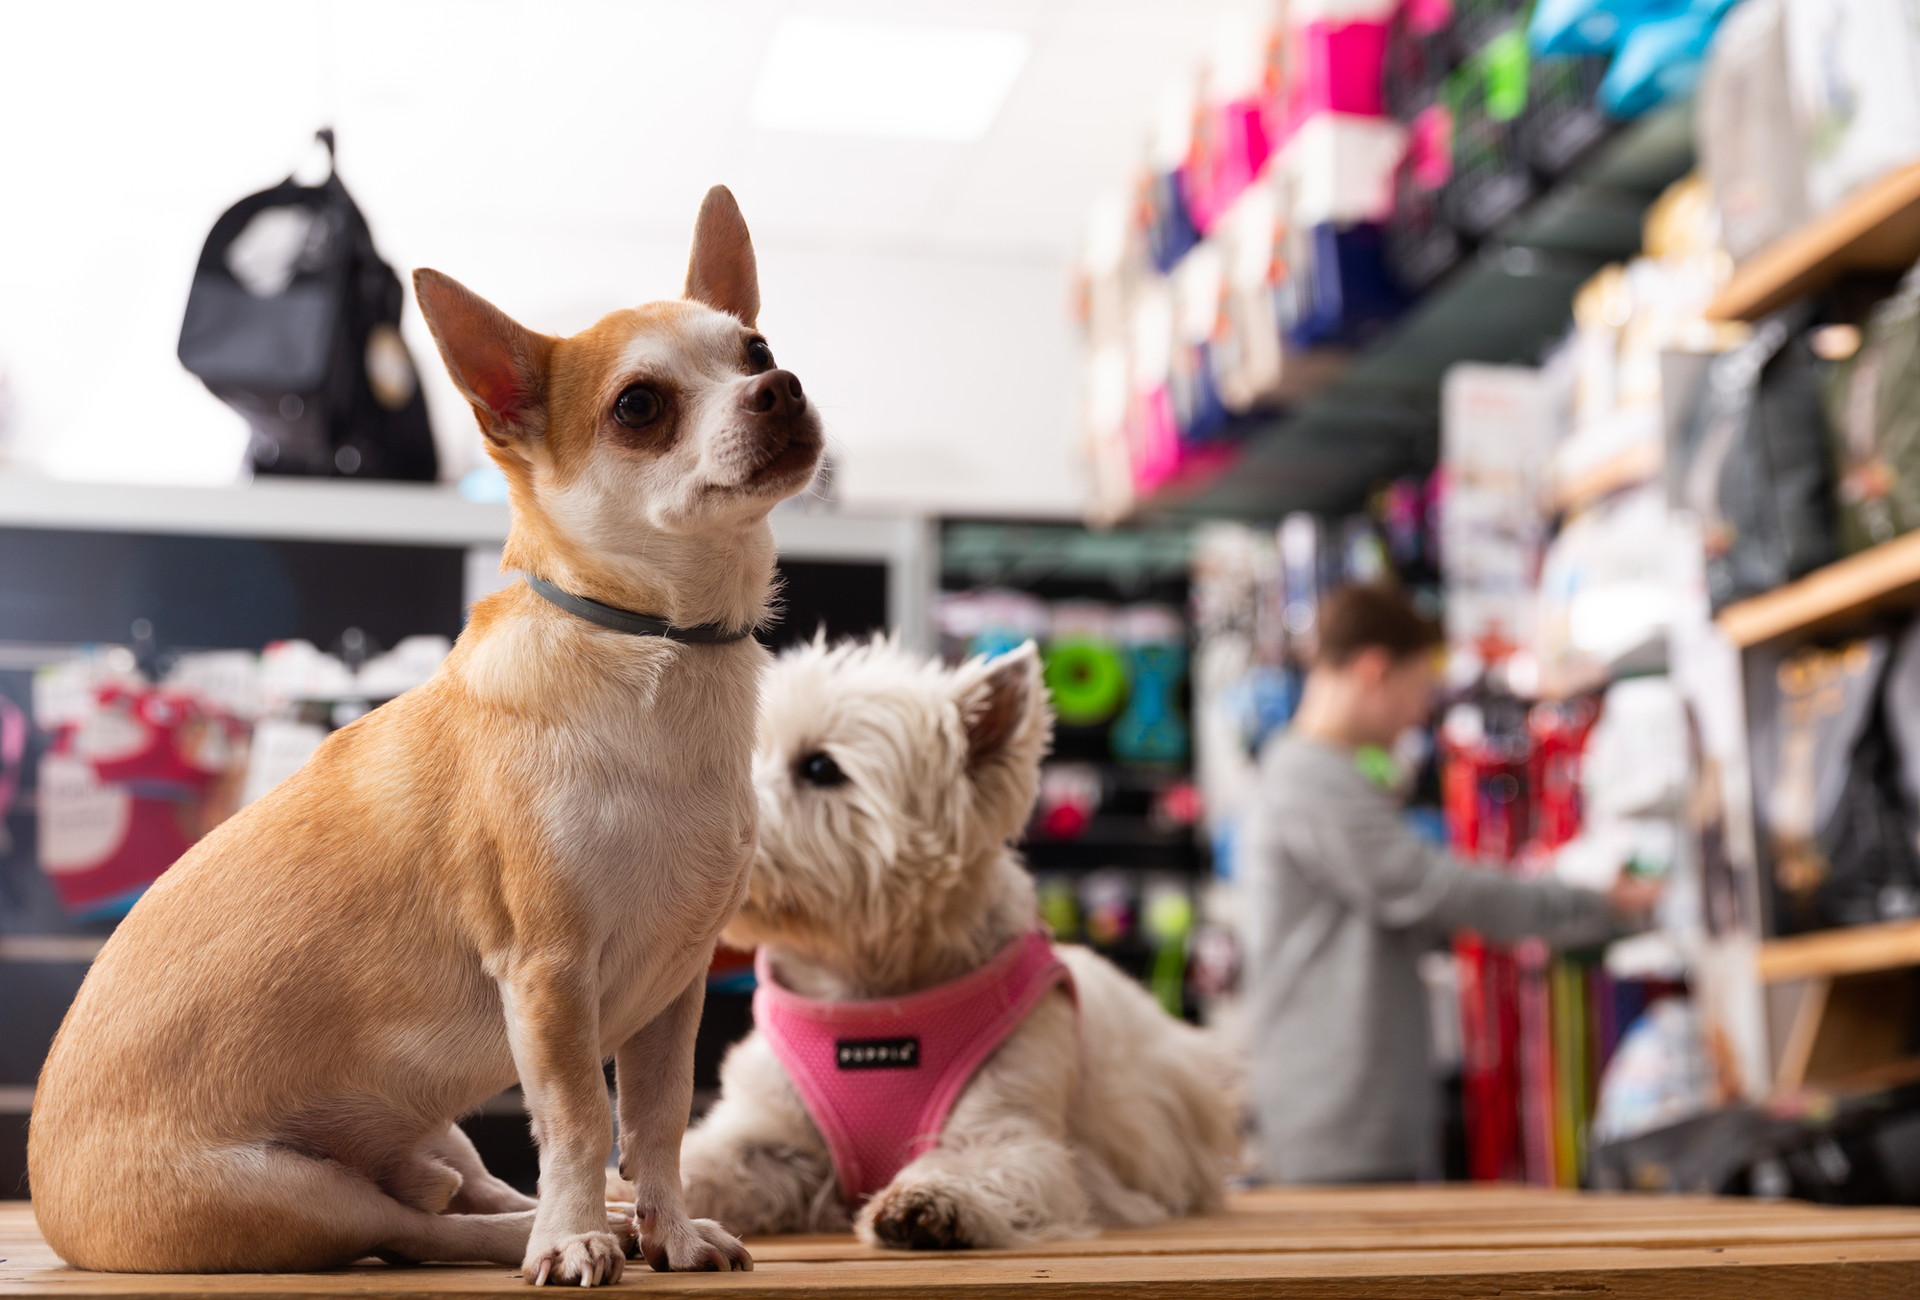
1269, 748, 1620, 948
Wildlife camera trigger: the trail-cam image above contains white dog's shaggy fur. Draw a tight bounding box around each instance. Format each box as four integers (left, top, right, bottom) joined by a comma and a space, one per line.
676, 636, 1242, 1249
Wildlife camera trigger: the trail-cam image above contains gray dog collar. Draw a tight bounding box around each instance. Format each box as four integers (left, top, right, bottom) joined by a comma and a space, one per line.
523, 573, 753, 643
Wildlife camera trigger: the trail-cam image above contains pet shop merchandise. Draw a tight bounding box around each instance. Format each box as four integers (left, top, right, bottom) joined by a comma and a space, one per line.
1383, 101, 1468, 293
1872, 621, 1920, 921
1145, 84, 1204, 274
178, 130, 437, 482
1210, 180, 1301, 411
1276, 510, 1326, 656
1111, 603, 1192, 767
239, 635, 452, 805
1694, 0, 1812, 265
1782, 0, 1920, 214
752, 928, 1076, 1205
1534, 486, 1678, 694
1042, 601, 1128, 728
1276, 186, 1409, 351
1183, 9, 1278, 237
937, 588, 1051, 664
1827, 261, 1920, 552
1679, 313, 1843, 611
1265, 0, 1394, 140
1590, 997, 1717, 1144
1748, 636, 1918, 936
1529, 0, 1739, 118
1441, 27, 1539, 239
1383, 0, 1460, 120
1168, 243, 1234, 443
1188, 523, 1288, 885
33, 658, 246, 919
1440, 364, 1554, 669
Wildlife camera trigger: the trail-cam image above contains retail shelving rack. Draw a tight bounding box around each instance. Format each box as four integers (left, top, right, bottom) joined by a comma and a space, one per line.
0, 474, 933, 1193
1696, 169, 1920, 1089
1123, 101, 1696, 524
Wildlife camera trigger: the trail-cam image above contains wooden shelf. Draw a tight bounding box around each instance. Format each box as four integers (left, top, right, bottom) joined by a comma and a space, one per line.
1706, 161, 1920, 322
1757, 918, 1920, 983
1715, 529, 1920, 647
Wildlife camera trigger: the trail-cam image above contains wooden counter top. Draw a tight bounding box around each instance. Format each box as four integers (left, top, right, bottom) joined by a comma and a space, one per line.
6, 1185, 1920, 1297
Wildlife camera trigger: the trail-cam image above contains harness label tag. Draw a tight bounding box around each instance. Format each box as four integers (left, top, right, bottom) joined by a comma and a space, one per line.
835, 1036, 920, 1070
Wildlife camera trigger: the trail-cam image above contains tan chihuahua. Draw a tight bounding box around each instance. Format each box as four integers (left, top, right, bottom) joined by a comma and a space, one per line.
29, 187, 820, 1286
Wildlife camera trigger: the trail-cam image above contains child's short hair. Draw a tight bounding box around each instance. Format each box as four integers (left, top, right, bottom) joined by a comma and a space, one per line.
1314, 584, 1443, 668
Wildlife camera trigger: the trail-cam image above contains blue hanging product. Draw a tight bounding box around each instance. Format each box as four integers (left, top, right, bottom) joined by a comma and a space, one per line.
1146, 170, 1201, 275
1529, 0, 1678, 56
1280, 223, 1409, 349
1598, 4, 1732, 118
1111, 640, 1190, 766
1170, 340, 1233, 443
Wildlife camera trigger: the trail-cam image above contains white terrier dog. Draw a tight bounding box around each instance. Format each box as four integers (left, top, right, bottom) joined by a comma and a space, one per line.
675, 637, 1241, 1249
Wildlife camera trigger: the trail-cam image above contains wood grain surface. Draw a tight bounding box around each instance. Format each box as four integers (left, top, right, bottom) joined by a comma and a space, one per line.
5, 1186, 1920, 1298
1706, 160, 1920, 323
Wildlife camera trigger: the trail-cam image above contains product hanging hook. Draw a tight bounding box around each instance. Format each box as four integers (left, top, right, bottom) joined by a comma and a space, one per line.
292, 127, 336, 187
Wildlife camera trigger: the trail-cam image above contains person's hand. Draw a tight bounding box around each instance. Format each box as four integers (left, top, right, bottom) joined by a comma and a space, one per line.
1606, 873, 1664, 927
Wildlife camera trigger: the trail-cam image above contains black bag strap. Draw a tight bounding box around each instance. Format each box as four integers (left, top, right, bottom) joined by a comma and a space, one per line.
190, 128, 365, 281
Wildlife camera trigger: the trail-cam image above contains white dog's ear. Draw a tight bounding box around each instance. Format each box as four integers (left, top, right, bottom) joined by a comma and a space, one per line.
958, 642, 1045, 767
684, 185, 760, 327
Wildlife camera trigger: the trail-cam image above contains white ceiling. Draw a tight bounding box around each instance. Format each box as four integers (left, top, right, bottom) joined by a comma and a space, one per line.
0, 0, 1248, 514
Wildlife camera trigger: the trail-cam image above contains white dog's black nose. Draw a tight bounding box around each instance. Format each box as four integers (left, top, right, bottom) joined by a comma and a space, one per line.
742, 369, 806, 419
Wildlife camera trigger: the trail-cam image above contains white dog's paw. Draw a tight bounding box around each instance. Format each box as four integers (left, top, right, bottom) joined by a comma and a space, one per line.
638, 1210, 753, 1273
521, 1231, 625, 1287
859, 1179, 999, 1251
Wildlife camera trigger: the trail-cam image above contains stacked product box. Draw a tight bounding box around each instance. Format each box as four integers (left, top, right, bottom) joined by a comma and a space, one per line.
1077, 0, 1410, 515
1384, 1, 1617, 294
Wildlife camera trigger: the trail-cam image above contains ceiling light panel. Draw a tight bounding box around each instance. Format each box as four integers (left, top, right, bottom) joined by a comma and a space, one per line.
751, 17, 1030, 142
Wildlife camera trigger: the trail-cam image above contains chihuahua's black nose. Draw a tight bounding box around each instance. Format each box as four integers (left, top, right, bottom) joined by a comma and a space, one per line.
742, 369, 806, 418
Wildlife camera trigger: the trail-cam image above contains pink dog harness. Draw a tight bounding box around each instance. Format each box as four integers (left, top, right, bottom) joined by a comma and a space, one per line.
753, 929, 1074, 1205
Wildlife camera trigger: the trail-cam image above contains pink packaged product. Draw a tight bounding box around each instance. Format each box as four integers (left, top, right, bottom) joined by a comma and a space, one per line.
1184, 2, 1396, 236
1129, 383, 1237, 494
1264, 0, 1395, 146
1129, 384, 1182, 492
1181, 95, 1274, 235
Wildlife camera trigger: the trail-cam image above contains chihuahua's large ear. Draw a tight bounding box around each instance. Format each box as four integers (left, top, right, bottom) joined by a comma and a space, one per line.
684, 185, 760, 327
956, 642, 1048, 769
413, 269, 553, 443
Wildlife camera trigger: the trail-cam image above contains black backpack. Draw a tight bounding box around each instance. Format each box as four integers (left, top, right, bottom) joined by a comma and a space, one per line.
177, 130, 437, 481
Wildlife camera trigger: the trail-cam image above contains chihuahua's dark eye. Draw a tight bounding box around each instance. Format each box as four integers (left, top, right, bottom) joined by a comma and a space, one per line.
797, 751, 846, 788
745, 338, 775, 372
613, 384, 664, 428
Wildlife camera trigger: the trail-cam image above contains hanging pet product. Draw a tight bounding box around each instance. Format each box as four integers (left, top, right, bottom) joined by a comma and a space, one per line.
36, 679, 246, 918
178, 129, 438, 482
1111, 603, 1191, 767
1750, 637, 1917, 935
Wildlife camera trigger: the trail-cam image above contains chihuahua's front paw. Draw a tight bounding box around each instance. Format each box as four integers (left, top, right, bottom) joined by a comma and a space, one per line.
637, 1209, 753, 1272
860, 1179, 998, 1251
522, 1231, 625, 1287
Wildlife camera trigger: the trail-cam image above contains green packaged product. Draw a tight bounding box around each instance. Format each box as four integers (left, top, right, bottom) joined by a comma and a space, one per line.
1830, 263, 1920, 552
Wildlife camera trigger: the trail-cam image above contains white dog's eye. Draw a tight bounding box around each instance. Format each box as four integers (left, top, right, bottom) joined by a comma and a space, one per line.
745, 338, 774, 372
796, 751, 847, 788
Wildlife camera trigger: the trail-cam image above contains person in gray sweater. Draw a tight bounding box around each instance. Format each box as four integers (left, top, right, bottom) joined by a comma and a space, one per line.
1241, 585, 1659, 1184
